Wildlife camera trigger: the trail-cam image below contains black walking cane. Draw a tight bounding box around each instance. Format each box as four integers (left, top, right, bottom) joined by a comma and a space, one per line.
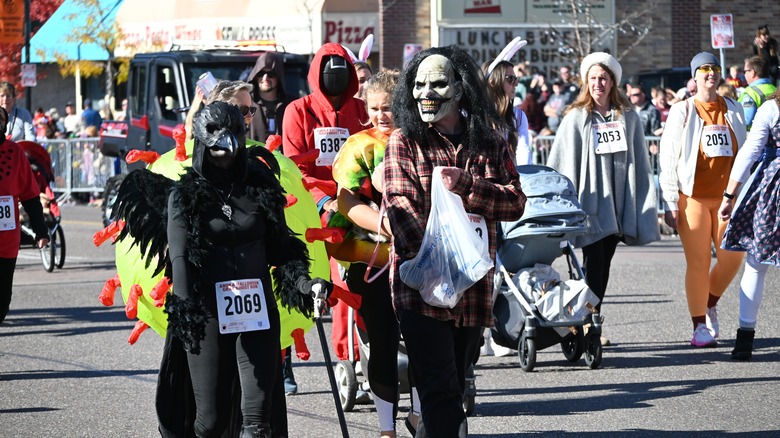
312, 284, 350, 438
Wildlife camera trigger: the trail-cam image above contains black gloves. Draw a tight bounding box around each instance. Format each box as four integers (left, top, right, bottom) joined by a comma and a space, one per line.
297, 277, 333, 318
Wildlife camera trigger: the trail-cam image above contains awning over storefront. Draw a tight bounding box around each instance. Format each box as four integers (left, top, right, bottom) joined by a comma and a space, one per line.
30, 0, 124, 63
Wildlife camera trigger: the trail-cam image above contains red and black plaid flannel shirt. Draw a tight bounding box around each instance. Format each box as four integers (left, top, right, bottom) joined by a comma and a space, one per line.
383, 126, 526, 327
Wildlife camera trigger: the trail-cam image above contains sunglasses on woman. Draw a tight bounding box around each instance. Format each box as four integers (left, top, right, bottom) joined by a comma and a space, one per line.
697, 65, 722, 74
505, 75, 518, 86
239, 105, 257, 117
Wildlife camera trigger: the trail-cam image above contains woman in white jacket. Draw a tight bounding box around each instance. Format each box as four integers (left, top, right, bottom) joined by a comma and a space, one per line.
659, 52, 747, 348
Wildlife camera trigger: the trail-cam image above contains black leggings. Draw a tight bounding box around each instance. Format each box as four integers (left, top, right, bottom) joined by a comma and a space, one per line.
581, 234, 620, 311
0, 257, 17, 324
186, 300, 282, 437
347, 263, 400, 406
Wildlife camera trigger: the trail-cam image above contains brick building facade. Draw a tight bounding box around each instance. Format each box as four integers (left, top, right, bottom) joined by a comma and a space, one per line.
380, 0, 780, 79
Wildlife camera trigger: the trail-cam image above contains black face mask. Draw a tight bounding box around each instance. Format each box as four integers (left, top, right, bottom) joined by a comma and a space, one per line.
321, 55, 350, 97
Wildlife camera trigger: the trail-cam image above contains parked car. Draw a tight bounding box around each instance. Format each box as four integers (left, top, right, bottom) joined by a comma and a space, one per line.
98, 47, 310, 225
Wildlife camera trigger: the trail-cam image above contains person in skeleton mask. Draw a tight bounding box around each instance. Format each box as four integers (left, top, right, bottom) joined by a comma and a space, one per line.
162, 101, 331, 437
282, 43, 369, 365
383, 46, 526, 437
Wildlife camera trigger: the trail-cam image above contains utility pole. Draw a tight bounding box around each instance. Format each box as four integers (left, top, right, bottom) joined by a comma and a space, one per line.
24, 0, 31, 111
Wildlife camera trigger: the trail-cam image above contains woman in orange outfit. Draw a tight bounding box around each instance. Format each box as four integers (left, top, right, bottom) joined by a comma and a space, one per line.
659, 52, 747, 348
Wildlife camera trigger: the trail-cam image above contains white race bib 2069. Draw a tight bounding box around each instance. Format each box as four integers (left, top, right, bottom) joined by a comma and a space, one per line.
0, 196, 16, 231
593, 121, 628, 154
215, 278, 270, 334
314, 127, 349, 166
701, 125, 733, 157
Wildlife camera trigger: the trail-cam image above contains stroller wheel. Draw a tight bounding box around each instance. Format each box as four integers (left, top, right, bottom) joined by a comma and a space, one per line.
584, 333, 603, 369
40, 230, 55, 272
561, 330, 585, 362
517, 332, 536, 372
334, 360, 357, 411
54, 224, 65, 269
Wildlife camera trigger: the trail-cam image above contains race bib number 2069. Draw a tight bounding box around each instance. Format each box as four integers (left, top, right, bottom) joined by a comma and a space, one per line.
215, 278, 270, 334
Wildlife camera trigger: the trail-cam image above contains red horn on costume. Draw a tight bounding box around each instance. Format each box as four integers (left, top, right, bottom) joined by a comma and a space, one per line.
126, 149, 161, 164
265, 135, 283, 152
289, 149, 319, 166
125, 284, 144, 319
99, 274, 121, 306
285, 194, 298, 208
305, 227, 345, 243
301, 177, 337, 196
149, 276, 172, 307
291, 328, 310, 360
92, 220, 125, 246
173, 125, 188, 161
327, 284, 362, 309
127, 320, 149, 345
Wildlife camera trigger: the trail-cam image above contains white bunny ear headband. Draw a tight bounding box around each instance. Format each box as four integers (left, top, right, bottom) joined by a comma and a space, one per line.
343, 34, 374, 64
486, 37, 528, 79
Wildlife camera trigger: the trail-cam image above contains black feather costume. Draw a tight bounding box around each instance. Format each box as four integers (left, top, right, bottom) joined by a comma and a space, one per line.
112, 102, 315, 436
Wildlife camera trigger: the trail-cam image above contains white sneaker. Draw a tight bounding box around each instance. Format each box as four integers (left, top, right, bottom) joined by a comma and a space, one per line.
491, 338, 514, 357
706, 306, 719, 338
691, 323, 717, 348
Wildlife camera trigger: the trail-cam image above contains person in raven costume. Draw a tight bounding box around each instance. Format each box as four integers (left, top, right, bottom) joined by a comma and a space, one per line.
116, 101, 330, 437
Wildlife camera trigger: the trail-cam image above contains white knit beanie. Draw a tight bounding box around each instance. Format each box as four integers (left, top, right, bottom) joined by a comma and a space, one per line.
580, 52, 622, 86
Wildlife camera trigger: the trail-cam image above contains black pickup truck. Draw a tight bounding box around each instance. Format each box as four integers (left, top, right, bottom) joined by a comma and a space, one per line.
98, 48, 310, 224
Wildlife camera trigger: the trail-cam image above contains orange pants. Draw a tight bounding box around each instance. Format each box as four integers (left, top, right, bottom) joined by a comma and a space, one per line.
677, 194, 744, 318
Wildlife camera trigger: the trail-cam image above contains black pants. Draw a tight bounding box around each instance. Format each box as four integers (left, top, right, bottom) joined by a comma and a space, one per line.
0, 257, 17, 324
347, 263, 400, 406
398, 308, 481, 438
187, 305, 282, 437
581, 234, 620, 311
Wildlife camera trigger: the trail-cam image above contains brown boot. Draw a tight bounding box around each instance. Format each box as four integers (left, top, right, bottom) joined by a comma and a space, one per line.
731, 328, 755, 360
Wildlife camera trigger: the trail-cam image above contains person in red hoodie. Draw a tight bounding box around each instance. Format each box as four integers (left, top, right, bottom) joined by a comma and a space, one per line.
0, 106, 49, 324
283, 42, 369, 383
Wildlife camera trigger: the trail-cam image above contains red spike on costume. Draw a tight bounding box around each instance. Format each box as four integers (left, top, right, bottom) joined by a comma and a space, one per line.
285, 194, 298, 208
301, 177, 337, 197
128, 320, 149, 345
172, 125, 188, 161
328, 284, 362, 309
92, 220, 125, 247
265, 135, 282, 152
305, 227, 345, 244
150, 276, 171, 307
125, 284, 144, 319
126, 149, 161, 164
289, 149, 319, 166
99, 274, 121, 306
291, 328, 310, 360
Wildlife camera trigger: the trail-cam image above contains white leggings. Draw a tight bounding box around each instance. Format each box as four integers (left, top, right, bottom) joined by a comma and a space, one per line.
739, 253, 771, 329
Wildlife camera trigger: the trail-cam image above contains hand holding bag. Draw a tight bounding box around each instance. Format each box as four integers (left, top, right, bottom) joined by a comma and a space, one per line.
399, 167, 494, 308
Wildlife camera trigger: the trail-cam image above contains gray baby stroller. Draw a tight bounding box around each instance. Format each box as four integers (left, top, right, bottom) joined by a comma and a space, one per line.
491, 164, 603, 371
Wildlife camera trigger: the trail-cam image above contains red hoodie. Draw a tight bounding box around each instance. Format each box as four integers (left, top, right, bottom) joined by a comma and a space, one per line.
282, 43, 369, 209
0, 139, 42, 258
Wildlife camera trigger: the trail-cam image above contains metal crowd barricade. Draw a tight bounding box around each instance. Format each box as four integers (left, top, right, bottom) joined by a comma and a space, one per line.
41, 137, 125, 204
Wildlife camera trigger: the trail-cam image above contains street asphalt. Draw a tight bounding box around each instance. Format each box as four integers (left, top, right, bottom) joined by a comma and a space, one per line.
1, 204, 778, 437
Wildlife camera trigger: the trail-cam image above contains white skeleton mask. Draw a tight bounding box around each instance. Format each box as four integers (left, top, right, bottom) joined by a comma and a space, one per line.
412, 54, 463, 123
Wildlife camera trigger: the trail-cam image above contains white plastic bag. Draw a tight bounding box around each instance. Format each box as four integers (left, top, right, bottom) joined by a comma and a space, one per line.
399, 167, 494, 308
